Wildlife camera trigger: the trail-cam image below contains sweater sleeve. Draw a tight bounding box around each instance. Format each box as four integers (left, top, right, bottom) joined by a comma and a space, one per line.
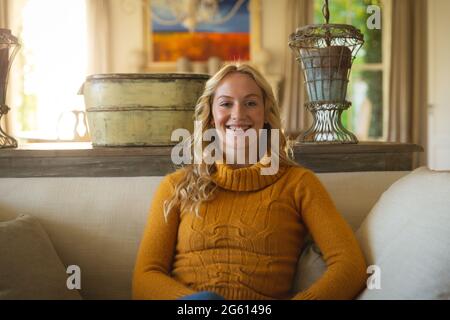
132, 174, 197, 300
292, 170, 368, 300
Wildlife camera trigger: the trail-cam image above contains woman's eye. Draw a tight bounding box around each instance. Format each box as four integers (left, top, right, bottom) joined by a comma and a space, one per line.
220, 102, 232, 107
246, 101, 257, 107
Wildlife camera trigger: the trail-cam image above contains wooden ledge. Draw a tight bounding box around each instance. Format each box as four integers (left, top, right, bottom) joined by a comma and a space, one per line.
0, 142, 423, 177
293, 142, 423, 173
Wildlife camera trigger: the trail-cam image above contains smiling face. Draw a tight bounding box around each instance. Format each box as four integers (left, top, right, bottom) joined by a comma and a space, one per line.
211, 72, 265, 163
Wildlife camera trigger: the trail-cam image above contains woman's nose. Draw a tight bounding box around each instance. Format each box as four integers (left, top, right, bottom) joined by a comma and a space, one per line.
230, 102, 246, 120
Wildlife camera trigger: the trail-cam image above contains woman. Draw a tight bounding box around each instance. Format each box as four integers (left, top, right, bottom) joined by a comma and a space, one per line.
132, 63, 367, 300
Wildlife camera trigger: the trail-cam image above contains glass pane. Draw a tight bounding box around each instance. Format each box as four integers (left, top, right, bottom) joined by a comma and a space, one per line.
347, 70, 383, 139
314, 0, 382, 64
16, 0, 87, 141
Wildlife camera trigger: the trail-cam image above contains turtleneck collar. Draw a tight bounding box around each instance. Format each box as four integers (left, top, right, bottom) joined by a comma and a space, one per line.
211, 161, 289, 192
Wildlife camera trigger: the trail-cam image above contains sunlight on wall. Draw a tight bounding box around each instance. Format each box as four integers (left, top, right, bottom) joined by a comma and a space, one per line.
20, 0, 87, 140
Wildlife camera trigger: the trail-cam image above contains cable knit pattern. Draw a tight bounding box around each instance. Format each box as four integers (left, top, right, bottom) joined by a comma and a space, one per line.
133, 162, 367, 300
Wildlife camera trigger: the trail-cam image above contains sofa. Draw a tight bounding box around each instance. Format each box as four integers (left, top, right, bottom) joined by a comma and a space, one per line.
0, 167, 449, 300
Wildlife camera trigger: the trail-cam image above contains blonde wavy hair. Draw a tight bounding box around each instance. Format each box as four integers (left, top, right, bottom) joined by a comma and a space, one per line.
163, 62, 298, 220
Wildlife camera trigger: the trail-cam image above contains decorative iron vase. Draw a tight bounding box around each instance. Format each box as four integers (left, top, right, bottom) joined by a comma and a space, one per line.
289, 24, 364, 144
0, 28, 20, 148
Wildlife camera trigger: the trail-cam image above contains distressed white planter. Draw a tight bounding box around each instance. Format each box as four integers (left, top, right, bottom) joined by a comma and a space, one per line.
81, 73, 209, 146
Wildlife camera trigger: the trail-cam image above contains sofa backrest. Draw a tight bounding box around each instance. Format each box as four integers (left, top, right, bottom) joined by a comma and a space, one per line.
0, 171, 408, 299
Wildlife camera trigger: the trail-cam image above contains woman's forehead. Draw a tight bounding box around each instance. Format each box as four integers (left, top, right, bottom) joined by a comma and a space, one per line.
214, 73, 263, 98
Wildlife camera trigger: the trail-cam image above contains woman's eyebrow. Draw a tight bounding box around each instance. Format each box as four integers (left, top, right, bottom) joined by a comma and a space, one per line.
216, 93, 261, 100
217, 95, 233, 100
245, 93, 261, 98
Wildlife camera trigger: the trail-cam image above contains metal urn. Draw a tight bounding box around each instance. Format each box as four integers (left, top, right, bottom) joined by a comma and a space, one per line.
289, 0, 364, 143
0, 28, 20, 148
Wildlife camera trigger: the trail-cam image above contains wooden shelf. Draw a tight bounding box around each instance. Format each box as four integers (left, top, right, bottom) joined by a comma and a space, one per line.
0, 141, 423, 177
293, 142, 423, 173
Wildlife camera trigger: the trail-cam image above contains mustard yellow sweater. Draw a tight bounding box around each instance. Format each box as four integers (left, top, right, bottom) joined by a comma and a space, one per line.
132, 162, 367, 300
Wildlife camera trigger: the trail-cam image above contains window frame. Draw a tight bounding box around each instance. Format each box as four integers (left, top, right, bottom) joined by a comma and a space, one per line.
313, 0, 391, 141
350, 0, 391, 141
8, 0, 89, 143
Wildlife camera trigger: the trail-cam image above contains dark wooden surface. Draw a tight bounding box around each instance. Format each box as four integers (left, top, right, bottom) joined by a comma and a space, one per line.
292, 142, 424, 173
0, 142, 423, 177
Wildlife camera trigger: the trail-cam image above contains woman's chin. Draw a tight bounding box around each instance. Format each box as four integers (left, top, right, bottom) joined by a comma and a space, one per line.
224, 144, 260, 162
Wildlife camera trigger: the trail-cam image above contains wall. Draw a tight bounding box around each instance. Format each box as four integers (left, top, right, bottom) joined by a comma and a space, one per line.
428, 0, 450, 170
261, 0, 289, 76
109, 0, 145, 73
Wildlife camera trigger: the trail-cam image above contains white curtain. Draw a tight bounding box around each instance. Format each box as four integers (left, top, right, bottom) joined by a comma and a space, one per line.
280, 0, 314, 140
388, 0, 428, 167
85, 0, 113, 75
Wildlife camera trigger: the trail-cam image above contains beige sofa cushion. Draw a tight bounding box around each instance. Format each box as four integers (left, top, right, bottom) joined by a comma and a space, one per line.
356, 167, 450, 299
291, 171, 407, 295
0, 177, 162, 300
0, 214, 82, 300
291, 240, 326, 293
317, 171, 408, 230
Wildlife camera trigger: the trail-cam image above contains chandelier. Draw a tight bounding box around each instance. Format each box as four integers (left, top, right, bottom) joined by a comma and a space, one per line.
151, 0, 246, 32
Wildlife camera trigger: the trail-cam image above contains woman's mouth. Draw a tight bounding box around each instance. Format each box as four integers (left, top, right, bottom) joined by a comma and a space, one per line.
223, 125, 258, 149
224, 125, 255, 141
225, 125, 252, 132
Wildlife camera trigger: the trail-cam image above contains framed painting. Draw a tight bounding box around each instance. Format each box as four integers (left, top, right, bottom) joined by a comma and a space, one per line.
143, 0, 262, 72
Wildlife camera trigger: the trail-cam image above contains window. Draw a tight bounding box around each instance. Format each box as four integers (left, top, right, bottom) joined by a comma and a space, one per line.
12, 0, 88, 142
314, 0, 389, 140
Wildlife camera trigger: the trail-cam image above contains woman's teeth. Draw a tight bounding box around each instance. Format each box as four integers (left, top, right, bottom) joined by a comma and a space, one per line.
226, 126, 251, 131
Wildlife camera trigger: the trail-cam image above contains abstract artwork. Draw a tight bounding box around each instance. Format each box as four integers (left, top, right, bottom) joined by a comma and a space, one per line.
149, 0, 250, 62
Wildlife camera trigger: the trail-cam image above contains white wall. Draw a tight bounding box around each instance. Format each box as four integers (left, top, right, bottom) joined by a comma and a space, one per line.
428, 0, 450, 170
261, 0, 288, 76
109, 0, 145, 73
